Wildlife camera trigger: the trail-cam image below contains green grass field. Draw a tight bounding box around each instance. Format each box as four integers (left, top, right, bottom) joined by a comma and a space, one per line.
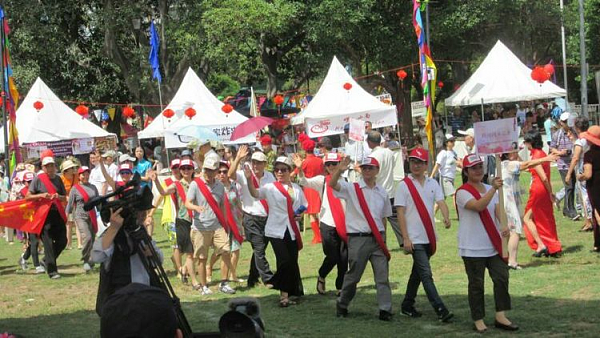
1, 170, 599, 337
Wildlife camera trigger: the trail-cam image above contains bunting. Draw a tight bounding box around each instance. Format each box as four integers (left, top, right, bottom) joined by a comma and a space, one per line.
412, 0, 435, 156
0, 6, 21, 173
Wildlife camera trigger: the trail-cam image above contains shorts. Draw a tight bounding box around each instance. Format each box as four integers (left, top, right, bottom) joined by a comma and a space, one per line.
162, 221, 178, 249
231, 238, 241, 252
175, 218, 193, 254
442, 177, 456, 197
191, 227, 230, 259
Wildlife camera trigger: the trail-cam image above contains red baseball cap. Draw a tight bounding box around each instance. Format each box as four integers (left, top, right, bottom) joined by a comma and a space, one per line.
179, 159, 194, 168
119, 163, 133, 172
23, 172, 35, 182
323, 153, 341, 163
260, 135, 272, 145
78, 166, 90, 175
463, 154, 483, 168
170, 159, 181, 169
360, 157, 380, 168
408, 148, 429, 162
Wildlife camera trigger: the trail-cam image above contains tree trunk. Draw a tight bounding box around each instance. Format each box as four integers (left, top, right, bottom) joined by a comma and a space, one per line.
260, 39, 279, 98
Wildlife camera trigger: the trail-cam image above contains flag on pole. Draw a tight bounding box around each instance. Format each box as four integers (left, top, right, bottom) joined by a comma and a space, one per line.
148, 21, 162, 83
0, 199, 54, 235
412, 0, 435, 155
0, 7, 21, 172
249, 87, 260, 117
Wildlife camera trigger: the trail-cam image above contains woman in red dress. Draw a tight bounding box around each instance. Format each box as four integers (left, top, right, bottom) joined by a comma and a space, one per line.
523, 131, 562, 257
299, 139, 324, 244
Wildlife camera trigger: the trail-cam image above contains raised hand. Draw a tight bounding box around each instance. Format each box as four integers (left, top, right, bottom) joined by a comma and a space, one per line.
292, 153, 303, 168
242, 163, 253, 179
237, 145, 249, 160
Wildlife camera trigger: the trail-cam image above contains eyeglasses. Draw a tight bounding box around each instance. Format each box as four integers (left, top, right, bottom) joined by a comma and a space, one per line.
120, 171, 132, 175
180, 166, 194, 171
361, 166, 377, 171
324, 162, 338, 167
274, 167, 289, 173
218, 170, 228, 174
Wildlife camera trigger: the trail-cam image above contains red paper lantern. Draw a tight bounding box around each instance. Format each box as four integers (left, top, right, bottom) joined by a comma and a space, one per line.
221, 104, 233, 115
397, 69, 408, 80
543, 63, 555, 76
122, 106, 135, 118
531, 66, 550, 84
184, 107, 196, 119
75, 104, 89, 118
343, 82, 352, 91
437, 81, 444, 88
274, 95, 284, 106
162, 108, 175, 119
33, 100, 44, 112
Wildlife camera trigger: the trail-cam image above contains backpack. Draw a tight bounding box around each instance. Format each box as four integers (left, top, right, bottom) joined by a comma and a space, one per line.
551, 106, 563, 121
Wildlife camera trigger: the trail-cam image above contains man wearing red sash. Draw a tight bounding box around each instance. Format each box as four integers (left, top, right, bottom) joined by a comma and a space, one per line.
394, 148, 453, 322
25, 155, 68, 279
185, 157, 234, 295
228, 145, 276, 288
329, 156, 393, 321
66, 166, 99, 273
456, 154, 516, 333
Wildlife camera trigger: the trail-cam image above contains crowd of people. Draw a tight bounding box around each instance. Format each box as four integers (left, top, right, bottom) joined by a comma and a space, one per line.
1, 104, 600, 334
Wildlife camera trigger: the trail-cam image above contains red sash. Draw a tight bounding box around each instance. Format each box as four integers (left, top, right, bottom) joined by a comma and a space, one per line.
251, 174, 269, 213
173, 181, 193, 220
325, 176, 347, 243
353, 183, 390, 260
457, 183, 505, 261
194, 178, 229, 232
73, 184, 98, 233
164, 178, 179, 210
20, 186, 29, 197
403, 177, 436, 255
37, 173, 67, 222
273, 182, 303, 250
224, 194, 244, 244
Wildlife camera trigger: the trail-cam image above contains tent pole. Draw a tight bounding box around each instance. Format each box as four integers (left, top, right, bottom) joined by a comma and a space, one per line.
0, 9, 10, 180
480, 99, 485, 122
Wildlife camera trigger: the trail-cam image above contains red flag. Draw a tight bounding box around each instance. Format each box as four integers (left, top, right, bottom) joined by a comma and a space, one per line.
0, 199, 53, 234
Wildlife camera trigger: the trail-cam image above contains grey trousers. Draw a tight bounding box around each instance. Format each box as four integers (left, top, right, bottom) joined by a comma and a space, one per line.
75, 218, 95, 264
338, 235, 392, 312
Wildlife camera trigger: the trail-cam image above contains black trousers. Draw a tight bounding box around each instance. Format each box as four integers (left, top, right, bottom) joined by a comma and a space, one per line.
559, 169, 577, 217
462, 255, 511, 321
318, 222, 348, 290
41, 209, 67, 275
268, 230, 304, 297
243, 213, 273, 285
22, 232, 40, 266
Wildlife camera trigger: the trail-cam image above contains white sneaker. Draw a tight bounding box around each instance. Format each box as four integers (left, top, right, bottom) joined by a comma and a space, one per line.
49, 272, 61, 279
18, 256, 28, 270
35, 266, 45, 274
219, 282, 236, 294
200, 285, 213, 295
83, 263, 92, 273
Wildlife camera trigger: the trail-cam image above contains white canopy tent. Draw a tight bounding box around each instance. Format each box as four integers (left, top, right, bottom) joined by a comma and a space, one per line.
16, 77, 113, 144
0, 126, 4, 153
159, 68, 255, 148
445, 40, 566, 107
291, 56, 397, 138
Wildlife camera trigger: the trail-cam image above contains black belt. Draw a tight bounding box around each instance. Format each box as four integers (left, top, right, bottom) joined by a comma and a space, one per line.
347, 232, 374, 237
243, 212, 268, 220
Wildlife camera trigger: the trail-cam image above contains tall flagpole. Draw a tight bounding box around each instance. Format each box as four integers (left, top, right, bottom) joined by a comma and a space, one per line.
0, 5, 10, 180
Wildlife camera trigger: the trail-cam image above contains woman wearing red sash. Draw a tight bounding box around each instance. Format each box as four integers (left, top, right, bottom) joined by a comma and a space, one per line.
456, 154, 516, 333
66, 166, 99, 273
296, 152, 348, 296
299, 139, 324, 244
523, 130, 563, 257
246, 156, 307, 307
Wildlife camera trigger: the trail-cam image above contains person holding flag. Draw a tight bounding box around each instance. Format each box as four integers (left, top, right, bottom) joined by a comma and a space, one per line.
66, 166, 99, 273
296, 152, 348, 297
394, 148, 453, 322
329, 156, 393, 321
25, 153, 68, 279
455, 154, 516, 333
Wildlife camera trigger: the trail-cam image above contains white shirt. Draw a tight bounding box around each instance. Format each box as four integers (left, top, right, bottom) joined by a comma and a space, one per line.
344, 139, 365, 163
436, 149, 458, 179
89, 165, 105, 193
236, 170, 275, 217
456, 184, 500, 257
369, 146, 396, 198
394, 175, 444, 244
299, 175, 346, 227
334, 179, 392, 233
259, 182, 307, 240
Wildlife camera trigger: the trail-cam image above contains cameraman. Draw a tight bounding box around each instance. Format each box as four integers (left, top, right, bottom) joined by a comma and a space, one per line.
91, 189, 163, 316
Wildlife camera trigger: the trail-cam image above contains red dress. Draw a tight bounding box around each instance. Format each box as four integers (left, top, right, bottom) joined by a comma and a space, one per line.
302, 154, 325, 214
524, 148, 562, 254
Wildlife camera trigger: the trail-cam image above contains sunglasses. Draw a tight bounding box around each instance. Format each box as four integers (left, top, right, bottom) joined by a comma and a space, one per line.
324, 162, 338, 167
274, 167, 290, 173
180, 166, 194, 171
218, 170, 228, 174
120, 171, 133, 175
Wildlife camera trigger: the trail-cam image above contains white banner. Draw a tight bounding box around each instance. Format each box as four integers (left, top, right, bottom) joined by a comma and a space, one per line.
348, 118, 364, 142
474, 118, 519, 155
305, 107, 397, 138
164, 125, 256, 149
72, 138, 94, 155
411, 101, 426, 117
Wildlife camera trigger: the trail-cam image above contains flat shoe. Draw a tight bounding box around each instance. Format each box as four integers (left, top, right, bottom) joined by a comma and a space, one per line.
494, 320, 519, 331
508, 264, 522, 270
473, 326, 487, 334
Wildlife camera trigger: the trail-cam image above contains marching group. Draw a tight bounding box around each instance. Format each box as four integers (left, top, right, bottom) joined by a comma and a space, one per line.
2, 112, 600, 333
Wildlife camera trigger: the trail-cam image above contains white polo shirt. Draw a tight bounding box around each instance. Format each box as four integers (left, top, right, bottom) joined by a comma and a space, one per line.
299, 175, 346, 227
334, 179, 392, 233
258, 182, 307, 240
89, 165, 105, 193
236, 170, 275, 217
456, 184, 499, 257
394, 175, 444, 244
436, 149, 458, 180
369, 146, 397, 198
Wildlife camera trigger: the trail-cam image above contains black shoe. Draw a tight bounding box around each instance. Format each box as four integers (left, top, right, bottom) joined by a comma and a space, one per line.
336, 302, 348, 318
494, 320, 519, 331
437, 308, 454, 322
379, 310, 393, 321
401, 307, 422, 318
247, 280, 258, 288
549, 251, 563, 258
532, 248, 548, 257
